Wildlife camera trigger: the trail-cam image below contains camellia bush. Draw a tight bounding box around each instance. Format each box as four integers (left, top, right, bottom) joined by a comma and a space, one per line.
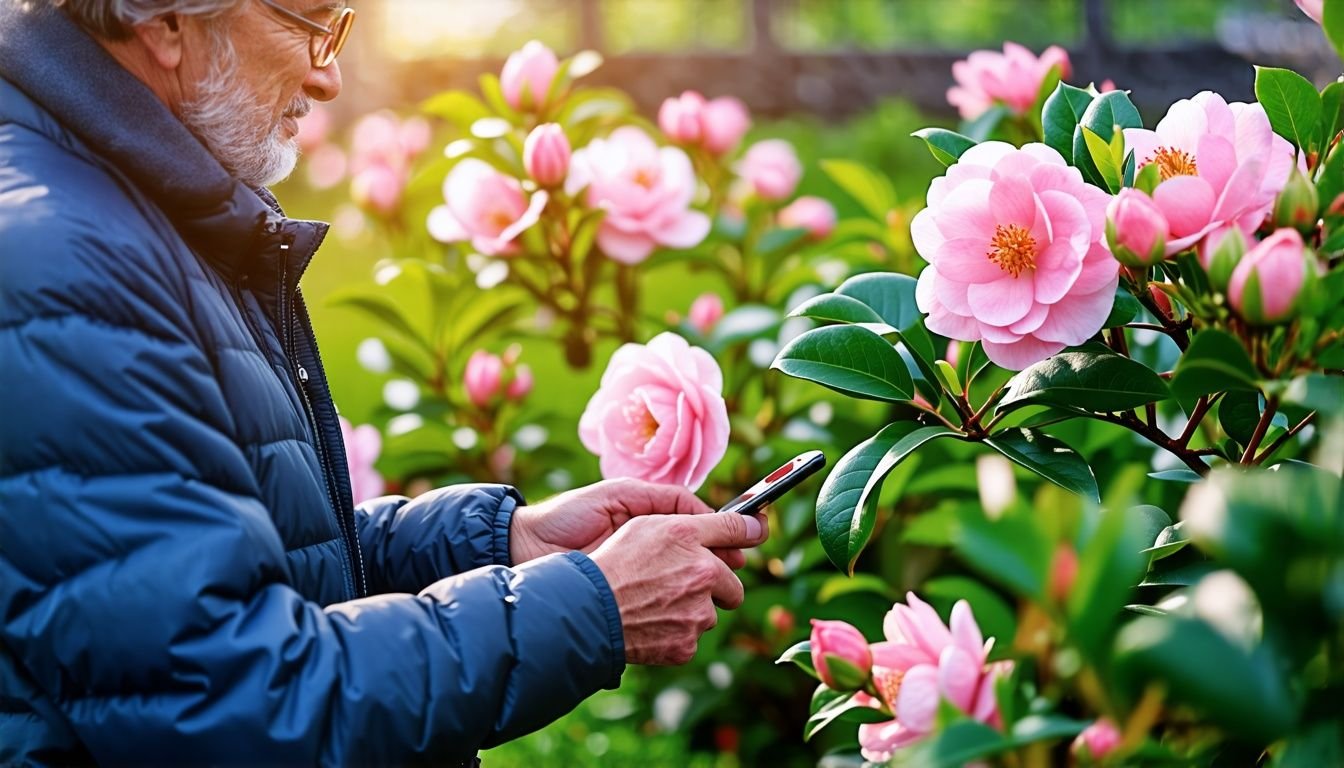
776, 2, 1344, 765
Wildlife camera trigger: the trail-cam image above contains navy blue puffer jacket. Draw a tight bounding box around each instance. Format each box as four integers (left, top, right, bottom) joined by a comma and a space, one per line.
0, 3, 624, 764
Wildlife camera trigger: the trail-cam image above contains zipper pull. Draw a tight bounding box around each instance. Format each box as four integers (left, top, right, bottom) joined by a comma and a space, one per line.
297, 365, 310, 383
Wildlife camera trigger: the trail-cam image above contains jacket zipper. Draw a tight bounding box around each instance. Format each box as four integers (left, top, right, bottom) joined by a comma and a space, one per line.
278, 244, 367, 598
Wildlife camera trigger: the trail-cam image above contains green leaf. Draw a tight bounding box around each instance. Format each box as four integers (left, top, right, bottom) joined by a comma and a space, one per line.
787, 293, 886, 326
1073, 91, 1143, 188
1067, 503, 1152, 661
962, 104, 1009, 143
935, 360, 963, 397
1105, 286, 1142, 327
708, 305, 782, 348
1148, 469, 1204, 484
1081, 125, 1123, 192
1009, 714, 1089, 745
805, 688, 890, 741
820, 159, 898, 220
1317, 143, 1344, 223
894, 720, 1010, 768
1319, 81, 1344, 154
1218, 391, 1262, 445
985, 429, 1099, 501
952, 506, 1052, 599
1322, 0, 1344, 70
772, 325, 914, 402
817, 573, 897, 603
476, 73, 515, 120
1027, 64, 1065, 139
757, 226, 810, 256
956, 341, 993, 387
1255, 66, 1324, 153
1133, 161, 1161, 195
834, 272, 923, 332
1000, 350, 1170, 413
1142, 522, 1189, 564
775, 640, 817, 679
420, 90, 492, 133
815, 422, 958, 572
1042, 82, 1095, 159
327, 290, 435, 357
1170, 329, 1260, 406
923, 576, 1017, 644
1115, 617, 1298, 743
911, 128, 978, 168
1282, 372, 1344, 416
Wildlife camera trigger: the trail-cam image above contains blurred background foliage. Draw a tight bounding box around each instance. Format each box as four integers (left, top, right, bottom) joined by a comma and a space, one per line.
272, 1, 1340, 765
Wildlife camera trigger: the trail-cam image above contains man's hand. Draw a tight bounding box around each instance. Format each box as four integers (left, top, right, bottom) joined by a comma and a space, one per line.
588, 512, 767, 665
509, 478, 764, 570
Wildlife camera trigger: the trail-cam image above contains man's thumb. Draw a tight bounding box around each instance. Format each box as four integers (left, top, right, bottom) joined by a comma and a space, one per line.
694, 510, 763, 547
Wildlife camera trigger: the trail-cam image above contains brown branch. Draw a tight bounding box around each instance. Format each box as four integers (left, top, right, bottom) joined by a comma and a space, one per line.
1253, 411, 1315, 466
1240, 397, 1279, 464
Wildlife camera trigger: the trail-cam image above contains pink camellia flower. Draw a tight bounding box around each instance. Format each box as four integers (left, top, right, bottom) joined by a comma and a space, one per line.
339, 417, 384, 505
566, 127, 711, 264
912, 141, 1120, 371
1123, 91, 1295, 257
398, 116, 432, 158
658, 91, 753, 156
524, 123, 571, 188
779, 196, 838, 240
346, 111, 432, 215
738, 139, 802, 201
578, 332, 729, 491
305, 144, 347, 190
500, 40, 559, 111
852, 594, 1012, 762
506, 364, 534, 401
810, 619, 873, 692
464, 350, 504, 407
428, 159, 548, 256
687, 293, 725, 335
1072, 718, 1123, 763
1229, 228, 1313, 325
1105, 188, 1168, 267
947, 42, 1072, 120
350, 163, 404, 215
1295, 0, 1323, 23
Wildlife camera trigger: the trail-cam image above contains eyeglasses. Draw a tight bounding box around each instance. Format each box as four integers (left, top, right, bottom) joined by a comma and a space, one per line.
254, 0, 355, 68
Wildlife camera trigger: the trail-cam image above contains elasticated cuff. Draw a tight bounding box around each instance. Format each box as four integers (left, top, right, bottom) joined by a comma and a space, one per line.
564, 551, 626, 688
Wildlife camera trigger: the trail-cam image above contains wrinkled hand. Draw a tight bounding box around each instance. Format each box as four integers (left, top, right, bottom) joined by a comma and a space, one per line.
509, 478, 765, 570
588, 512, 768, 665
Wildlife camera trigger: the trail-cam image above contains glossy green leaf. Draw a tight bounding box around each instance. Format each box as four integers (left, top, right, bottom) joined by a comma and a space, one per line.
775, 640, 817, 679
963, 104, 1009, 143
923, 576, 1017, 644
1133, 161, 1161, 195
1115, 617, 1298, 743
1081, 125, 1123, 192
420, 90, 491, 132
787, 293, 885, 326
1327, 0, 1344, 60
834, 272, 923, 332
1042, 82, 1095, 159
1010, 714, 1089, 745
772, 325, 914, 402
985, 429, 1099, 501
1319, 81, 1344, 154
1148, 469, 1204, 484
820, 159, 899, 220
912, 127, 977, 167
805, 688, 891, 741
1027, 63, 1065, 139
1105, 286, 1142, 327
1000, 350, 1169, 413
327, 291, 435, 357
1170, 329, 1260, 405
1067, 502, 1152, 661
1073, 91, 1143, 188
1218, 391, 1262, 445
893, 720, 1010, 768
1255, 66, 1323, 152
1282, 373, 1344, 417
815, 422, 958, 572
952, 505, 1053, 598
1142, 522, 1190, 564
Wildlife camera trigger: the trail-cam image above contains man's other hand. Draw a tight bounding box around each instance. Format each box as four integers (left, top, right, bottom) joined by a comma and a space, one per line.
588, 512, 767, 665
509, 478, 767, 570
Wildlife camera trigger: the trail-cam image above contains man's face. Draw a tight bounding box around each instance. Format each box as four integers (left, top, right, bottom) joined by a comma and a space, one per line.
179, 0, 344, 187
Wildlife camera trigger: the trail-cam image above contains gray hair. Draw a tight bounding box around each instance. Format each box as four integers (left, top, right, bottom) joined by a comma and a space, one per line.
53, 0, 241, 40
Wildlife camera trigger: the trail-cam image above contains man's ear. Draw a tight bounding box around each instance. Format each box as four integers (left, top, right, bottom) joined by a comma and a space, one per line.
131, 14, 184, 70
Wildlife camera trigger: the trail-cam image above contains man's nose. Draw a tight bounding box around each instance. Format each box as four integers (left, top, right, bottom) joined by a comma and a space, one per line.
304, 60, 342, 102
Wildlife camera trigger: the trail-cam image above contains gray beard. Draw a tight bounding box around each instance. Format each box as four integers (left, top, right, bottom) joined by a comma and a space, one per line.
179, 42, 307, 188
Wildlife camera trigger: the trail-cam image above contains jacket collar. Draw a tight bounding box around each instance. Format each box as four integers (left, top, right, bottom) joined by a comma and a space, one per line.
0, 0, 324, 287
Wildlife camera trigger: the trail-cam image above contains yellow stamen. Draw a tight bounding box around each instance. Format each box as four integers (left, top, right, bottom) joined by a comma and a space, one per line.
633, 168, 656, 189
623, 400, 659, 444
1150, 146, 1198, 180
873, 667, 906, 710
987, 223, 1037, 278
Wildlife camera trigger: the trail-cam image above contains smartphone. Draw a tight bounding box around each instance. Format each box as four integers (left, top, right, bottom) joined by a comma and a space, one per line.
717, 450, 827, 516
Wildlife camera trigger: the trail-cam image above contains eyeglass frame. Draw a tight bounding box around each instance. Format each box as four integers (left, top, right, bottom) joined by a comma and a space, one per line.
253, 0, 355, 68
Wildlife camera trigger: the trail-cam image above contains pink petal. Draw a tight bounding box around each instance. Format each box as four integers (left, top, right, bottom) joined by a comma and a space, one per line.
1123, 128, 1161, 168
652, 210, 711, 248
871, 640, 936, 672
1195, 134, 1237, 197
858, 719, 925, 763
979, 322, 1023, 344
895, 665, 940, 734
427, 205, 468, 243
935, 272, 975, 315
935, 178, 998, 242
949, 601, 984, 659
911, 208, 944, 260
989, 175, 1038, 229
496, 189, 549, 243
1154, 97, 1209, 153
967, 275, 1036, 326
1153, 175, 1216, 239
937, 238, 1005, 283
938, 645, 982, 713
597, 226, 656, 264
925, 304, 982, 342
1008, 300, 1050, 334
1211, 156, 1266, 223
1032, 284, 1116, 345
982, 334, 1066, 371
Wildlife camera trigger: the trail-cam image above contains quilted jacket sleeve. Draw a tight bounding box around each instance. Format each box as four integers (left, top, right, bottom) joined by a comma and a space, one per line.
355, 484, 523, 594
0, 270, 625, 764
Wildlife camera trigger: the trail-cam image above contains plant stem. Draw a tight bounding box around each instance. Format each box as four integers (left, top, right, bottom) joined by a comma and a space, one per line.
1254, 411, 1315, 465
1097, 411, 1210, 475
1240, 396, 1279, 464
1177, 395, 1213, 447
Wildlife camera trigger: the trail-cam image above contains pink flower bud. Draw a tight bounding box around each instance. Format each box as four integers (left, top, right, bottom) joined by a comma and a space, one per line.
1295, 0, 1323, 24
739, 140, 802, 202
398, 116, 432, 159
506, 364, 534, 401
1050, 543, 1079, 604
1105, 189, 1167, 268
464, 350, 504, 407
658, 91, 707, 144
767, 604, 795, 636
809, 619, 872, 691
523, 123, 571, 188
700, 96, 751, 155
350, 163, 405, 215
1229, 228, 1314, 325
778, 196, 838, 240
1072, 718, 1122, 762
500, 40, 559, 111
1272, 170, 1319, 234
688, 293, 725, 335
1148, 283, 1172, 320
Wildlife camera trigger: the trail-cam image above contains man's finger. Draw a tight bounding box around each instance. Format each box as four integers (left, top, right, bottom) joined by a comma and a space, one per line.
712, 546, 746, 570
707, 557, 745, 609
623, 479, 715, 517
690, 510, 765, 548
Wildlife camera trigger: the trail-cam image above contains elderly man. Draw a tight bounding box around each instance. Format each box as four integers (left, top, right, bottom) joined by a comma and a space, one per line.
0, 0, 767, 763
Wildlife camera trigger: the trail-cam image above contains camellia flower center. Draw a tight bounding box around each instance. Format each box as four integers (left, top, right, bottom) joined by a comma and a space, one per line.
489, 208, 516, 232
632, 168, 657, 189
873, 667, 906, 711
622, 398, 659, 446
987, 223, 1036, 277
1150, 146, 1198, 180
